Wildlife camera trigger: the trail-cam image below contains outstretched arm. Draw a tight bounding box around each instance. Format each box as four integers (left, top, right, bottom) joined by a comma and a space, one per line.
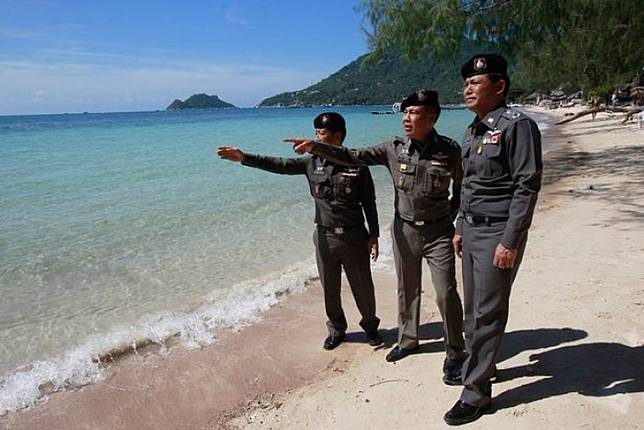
216, 146, 307, 175
283, 138, 390, 167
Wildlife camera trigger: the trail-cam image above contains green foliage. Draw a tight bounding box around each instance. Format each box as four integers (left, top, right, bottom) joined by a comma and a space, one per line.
166, 93, 236, 110
260, 45, 487, 107
358, 0, 644, 95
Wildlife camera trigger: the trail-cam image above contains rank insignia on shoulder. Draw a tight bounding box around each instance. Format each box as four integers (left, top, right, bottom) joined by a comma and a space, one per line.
505, 109, 521, 119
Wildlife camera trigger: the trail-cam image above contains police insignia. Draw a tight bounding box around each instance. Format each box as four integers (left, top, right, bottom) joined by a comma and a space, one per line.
505, 109, 521, 119
400, 163, 408, 172
487, 117, 495, 124
474, 57, 486, 71
346, 187, 351, 193
490, 130, 501, 144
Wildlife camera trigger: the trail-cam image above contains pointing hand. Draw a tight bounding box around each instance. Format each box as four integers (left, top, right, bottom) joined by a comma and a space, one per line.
283, 138, 316, 154
217, 146, 245, 162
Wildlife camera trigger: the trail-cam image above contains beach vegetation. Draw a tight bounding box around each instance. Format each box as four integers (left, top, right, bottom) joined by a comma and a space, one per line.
358, 0, 644, 99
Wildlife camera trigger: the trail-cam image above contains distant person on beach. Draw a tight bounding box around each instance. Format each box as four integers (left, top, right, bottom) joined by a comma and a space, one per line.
591, 98, 601, 120
284, 91, 467, 385
217, 112, 382, 350
444, 53, 543, 426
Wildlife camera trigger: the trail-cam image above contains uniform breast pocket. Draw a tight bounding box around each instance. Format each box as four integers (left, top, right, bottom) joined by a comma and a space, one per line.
479, 144, 504, 178
335, 176, 359, 201
309, 174, 330, 199
393, 162, 416, 192
428, 166, 451, 193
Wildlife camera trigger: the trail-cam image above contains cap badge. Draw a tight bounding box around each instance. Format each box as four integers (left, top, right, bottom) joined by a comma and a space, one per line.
474, 57, 487, 71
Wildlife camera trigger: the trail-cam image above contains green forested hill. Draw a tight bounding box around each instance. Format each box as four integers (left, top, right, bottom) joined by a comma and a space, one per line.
259, 47, 487, 107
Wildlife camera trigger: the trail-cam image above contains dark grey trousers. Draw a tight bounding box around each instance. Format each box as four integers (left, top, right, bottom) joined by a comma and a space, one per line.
391, 217, 465, 358
460, 220, 528, 407
313, 225, 380, 337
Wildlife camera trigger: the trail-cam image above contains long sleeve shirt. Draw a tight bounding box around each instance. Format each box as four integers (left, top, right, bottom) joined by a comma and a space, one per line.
456, 105, 543, 248
241, 153, 379, 239
309, 130, 463, 222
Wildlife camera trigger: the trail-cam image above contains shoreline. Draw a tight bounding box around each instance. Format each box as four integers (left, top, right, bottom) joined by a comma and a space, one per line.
2, 107, 643, 429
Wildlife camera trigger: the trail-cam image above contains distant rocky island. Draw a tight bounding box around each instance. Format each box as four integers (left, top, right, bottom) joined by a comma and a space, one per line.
166, 93, 236, 110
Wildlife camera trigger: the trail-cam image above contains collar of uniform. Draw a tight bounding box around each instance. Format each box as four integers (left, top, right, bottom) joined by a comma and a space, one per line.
408, 129, 437, 152
312, 154, 333, 167
474, 104, 508, 131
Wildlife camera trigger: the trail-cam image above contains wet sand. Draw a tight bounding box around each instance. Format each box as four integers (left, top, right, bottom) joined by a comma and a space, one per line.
2, 107, 643, 429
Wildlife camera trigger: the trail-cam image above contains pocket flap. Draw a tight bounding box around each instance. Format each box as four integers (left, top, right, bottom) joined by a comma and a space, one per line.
396, 162, 416, 174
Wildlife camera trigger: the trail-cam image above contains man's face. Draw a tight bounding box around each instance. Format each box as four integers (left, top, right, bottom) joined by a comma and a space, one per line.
402, 105, 436, 141
315, 128, 343, 146
463, 74, 505, 117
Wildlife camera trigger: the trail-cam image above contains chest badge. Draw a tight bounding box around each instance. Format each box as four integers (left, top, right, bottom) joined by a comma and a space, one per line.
400, 163, 408, 172
345, 187, 352, 193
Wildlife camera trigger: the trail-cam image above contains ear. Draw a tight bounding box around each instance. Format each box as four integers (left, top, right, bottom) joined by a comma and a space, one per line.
495, 79, 507, 96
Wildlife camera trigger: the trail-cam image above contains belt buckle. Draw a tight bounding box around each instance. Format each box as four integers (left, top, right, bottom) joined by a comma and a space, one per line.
334, 227, 344, 234
414, 220, 425, 226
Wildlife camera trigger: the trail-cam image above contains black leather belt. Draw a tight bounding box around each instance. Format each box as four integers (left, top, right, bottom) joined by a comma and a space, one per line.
397, 215, 449, 226
463, 213, 508, 225
318, 224, 362, 234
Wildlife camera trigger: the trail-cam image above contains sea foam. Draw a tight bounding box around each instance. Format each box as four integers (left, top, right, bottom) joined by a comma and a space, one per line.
0, 259, 318, 416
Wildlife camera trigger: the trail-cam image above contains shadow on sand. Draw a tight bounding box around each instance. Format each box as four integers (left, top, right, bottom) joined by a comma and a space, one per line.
494, 339, 644, 410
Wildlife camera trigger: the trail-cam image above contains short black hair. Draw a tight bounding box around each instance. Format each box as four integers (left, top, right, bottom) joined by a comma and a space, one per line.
400, 90, 441, 120
314, 112, 346, 142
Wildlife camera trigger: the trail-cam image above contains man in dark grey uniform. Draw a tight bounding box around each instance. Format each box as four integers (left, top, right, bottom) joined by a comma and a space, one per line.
285, 91, 466, 384
217, 112, 382, 350
444, 54, 543, 426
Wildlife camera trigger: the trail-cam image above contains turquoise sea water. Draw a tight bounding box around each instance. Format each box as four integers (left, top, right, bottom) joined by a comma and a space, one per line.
0, 106, 481, 412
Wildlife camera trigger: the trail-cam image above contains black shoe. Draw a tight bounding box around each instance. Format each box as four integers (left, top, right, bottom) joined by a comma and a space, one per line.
442, 368, 463, 386
444, 400, 491, 426
442, 356, 466, 386
385, 346, 414, 362
366, 331, 383, 346
323, 333, 345, 350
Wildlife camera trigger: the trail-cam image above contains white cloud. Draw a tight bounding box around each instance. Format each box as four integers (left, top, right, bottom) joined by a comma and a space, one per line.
223, 3, 249, 28
0, 59, 321, 114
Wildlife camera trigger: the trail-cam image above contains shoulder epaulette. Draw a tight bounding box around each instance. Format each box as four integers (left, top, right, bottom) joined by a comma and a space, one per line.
502, 108, 522, 121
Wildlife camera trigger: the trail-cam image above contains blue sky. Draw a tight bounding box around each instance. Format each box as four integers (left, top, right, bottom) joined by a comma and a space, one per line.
0, 0, 371, 115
